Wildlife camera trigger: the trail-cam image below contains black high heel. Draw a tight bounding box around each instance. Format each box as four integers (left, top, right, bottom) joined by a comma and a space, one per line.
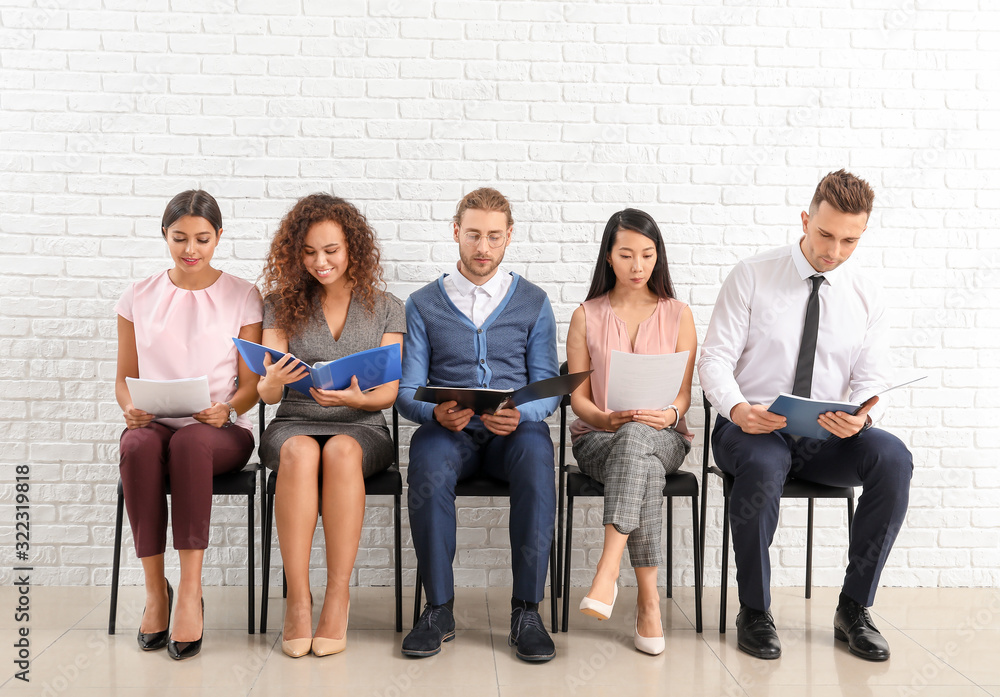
137, 579, 173, 651
167, 597, 204, 660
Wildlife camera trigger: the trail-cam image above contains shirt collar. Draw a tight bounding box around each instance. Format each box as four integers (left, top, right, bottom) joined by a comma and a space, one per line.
791, 238, 845, 286
448, 264, 508, 297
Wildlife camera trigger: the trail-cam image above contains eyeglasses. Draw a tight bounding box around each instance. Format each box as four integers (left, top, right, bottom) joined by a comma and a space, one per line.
460, 232, 507, 249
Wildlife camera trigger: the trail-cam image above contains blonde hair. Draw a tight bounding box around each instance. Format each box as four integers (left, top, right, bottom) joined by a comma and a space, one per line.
452, 187, 513, 228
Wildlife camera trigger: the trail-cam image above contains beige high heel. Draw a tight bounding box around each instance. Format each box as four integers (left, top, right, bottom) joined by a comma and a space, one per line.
281, 593, 313, 658
312, 601, 349, 657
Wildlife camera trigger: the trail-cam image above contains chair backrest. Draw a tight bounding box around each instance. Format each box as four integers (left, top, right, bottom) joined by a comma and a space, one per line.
558, 361, 571, 474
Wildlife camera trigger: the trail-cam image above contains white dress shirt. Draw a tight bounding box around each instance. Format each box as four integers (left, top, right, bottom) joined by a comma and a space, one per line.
698, 241, 892, 425
442, 264, 513, 328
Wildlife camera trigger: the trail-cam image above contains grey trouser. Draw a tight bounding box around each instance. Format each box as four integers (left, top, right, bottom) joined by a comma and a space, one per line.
573, 422, 690, 567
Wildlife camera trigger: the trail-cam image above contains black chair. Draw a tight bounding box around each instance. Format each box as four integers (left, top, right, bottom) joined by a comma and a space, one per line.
411, 473, 560, 633
108, 441, 258, 635
557, 363, 703, 633
699, 393, 855, 633
260, 407, 403, 633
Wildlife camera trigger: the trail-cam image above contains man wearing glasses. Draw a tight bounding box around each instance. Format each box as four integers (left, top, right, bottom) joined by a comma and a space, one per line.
397, 188, 560, 662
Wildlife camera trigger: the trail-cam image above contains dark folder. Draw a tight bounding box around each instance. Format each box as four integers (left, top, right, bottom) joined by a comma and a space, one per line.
414, 370, 592, 415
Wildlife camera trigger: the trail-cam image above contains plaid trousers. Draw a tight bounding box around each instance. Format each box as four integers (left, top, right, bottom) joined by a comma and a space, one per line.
572, 422, 690, 568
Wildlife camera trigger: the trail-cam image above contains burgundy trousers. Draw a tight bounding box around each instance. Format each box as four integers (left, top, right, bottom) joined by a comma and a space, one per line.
119, 422, 254, 557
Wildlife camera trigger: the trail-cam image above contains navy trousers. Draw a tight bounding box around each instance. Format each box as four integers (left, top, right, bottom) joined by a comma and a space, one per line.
407, 419, 556, 606
712, 416, 912, 611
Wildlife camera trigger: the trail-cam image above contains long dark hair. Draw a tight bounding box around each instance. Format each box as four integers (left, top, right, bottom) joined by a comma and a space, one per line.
161, 190, 223, 235
584, 208, 675, 301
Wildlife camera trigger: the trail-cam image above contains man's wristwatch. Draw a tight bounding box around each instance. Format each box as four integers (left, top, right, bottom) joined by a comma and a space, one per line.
225, 402, 238, 426
857, 415, 873, 435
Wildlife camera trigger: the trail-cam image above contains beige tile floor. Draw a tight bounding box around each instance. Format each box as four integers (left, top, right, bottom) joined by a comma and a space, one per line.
1, 585, 999, 696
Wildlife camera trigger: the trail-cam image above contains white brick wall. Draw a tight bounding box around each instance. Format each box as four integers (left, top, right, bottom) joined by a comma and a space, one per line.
1, 1, 998, 591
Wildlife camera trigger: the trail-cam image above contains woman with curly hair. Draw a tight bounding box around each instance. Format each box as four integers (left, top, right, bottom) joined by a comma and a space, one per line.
257, 193, 405, 658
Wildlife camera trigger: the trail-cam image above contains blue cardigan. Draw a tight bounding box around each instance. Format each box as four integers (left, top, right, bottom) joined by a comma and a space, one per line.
396, 272, 559, 425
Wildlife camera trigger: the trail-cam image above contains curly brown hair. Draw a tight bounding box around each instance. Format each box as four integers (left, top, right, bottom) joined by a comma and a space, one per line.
261, 193, 386, 338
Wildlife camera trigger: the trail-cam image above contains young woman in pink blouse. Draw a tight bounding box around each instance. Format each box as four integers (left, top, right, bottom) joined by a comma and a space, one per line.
566, 209, 697, 656
115, 190, 263, 660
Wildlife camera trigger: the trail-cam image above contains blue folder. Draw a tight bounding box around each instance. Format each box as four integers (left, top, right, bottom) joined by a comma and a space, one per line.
233, 338, 401, 399
767, 393, 859, 441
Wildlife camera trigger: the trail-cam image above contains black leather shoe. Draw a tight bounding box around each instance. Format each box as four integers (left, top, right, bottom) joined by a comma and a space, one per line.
401, 600, 456, 657
137, 579, 173, 651
834, 594, 890, 661
736, 605, 781, 659
167, 598, 204, 661
509, 598, 555, 662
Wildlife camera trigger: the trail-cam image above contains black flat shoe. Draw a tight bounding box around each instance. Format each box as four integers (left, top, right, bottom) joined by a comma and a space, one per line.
509, 598, 555, 663
167, 598, 204, 661
736, 605, 781, 660
401, 600, 455, 658
137, 580, 173, 651
834, 594, 890, 661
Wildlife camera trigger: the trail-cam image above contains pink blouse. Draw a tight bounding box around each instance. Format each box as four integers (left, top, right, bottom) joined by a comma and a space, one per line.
570, 293, 694, 444
116, 270, 264, 431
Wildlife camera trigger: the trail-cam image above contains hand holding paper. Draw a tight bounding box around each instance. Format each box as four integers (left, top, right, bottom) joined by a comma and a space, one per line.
122, 404, 155, 430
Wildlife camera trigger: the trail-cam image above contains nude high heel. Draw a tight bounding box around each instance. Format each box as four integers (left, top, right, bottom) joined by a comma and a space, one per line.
312, 600, 349, 657
281, 592, 313, 658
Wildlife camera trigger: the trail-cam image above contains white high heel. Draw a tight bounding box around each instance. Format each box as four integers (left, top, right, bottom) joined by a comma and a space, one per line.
634, 610, 665, 656
579, 582, 618, 620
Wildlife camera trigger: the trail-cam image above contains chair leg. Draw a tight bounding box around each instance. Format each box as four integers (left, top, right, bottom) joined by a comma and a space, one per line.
847, 496, 855, 542
806, 498, 815, 600
556, 458, 565, 600
260, 487, 274, 634
561, 495, 574, 633
394, 493, 403, 633
248, 492, 255, 634
665, 497, 673, 599
549, 529, 558, 633
282, 569, 287, 599
108, 482, 125, 635
413, 569, 423, 627
699, 465, 709, 584
690, 493, 703, 633
720, 492, 731, 634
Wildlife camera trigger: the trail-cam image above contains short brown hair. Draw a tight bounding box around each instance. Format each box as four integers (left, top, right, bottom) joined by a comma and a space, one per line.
452, 187, 513, 228
809, 169, 875, 218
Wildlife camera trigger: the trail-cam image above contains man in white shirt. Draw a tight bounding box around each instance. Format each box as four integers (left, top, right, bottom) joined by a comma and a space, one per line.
698, 170, 912, 662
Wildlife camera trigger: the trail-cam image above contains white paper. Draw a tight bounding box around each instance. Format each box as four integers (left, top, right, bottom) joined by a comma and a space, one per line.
606, 350, 689, 412
126, 376, 212, 418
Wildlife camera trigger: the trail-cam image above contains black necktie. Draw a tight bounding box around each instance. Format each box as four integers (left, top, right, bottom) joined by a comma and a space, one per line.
792, 275, 824, 398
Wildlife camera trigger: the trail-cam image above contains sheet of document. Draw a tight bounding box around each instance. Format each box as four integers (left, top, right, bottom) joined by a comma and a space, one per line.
126, 376, 212, 418
606, 350, 689, 412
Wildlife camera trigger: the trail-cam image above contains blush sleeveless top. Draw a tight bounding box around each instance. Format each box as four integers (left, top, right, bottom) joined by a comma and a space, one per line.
570, 293, 694, 445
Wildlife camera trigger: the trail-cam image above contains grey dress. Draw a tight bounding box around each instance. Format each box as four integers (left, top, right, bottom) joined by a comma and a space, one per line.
260, 291, 406, 476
